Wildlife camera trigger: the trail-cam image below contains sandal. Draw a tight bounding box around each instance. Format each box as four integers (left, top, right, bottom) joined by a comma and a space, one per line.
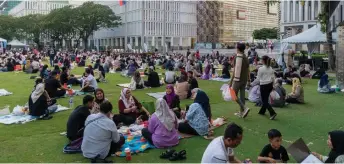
169, 150, 186, 161
160, 149, 175, 159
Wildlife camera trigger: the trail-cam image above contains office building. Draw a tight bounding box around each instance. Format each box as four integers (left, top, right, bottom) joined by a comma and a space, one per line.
0, 0, 22, 15
92, 1, 197, 51
8, 0, 68, 17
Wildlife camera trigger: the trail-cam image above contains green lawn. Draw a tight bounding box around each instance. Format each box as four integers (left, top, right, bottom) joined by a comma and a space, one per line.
0, 67, 343, 163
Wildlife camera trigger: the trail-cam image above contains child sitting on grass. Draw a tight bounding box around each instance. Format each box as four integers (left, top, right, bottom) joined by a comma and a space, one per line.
258, 129, 289, 163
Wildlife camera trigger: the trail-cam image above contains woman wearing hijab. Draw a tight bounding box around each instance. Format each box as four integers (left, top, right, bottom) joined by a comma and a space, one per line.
163, 85, 181, 118
312, 130, 344, 163
127, 60, 137, 76
178, 90, 212, 137
91, 88, 108, 114
270, 78, 286, 108
40, 65, 50, 80
318, 74, 335, 93
286, 78, 304, 104
29, 78, 57, 119
141, 98, 179, 148
129, 71, 144, 90
113, 88, 150, 125
201, 62, 211, 80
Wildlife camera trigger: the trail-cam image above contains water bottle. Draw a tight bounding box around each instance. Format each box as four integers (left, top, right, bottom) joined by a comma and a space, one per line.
69, 96, 74, 109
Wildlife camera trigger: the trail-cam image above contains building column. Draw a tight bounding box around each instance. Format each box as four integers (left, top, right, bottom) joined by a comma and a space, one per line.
281, 1, 285, 23
152, 36, 155, 46
129, 37, 133, 49
188, 37, 191, 47
318, 0, 321, 14
161, 36, 165, 50
88, 39, 91, 47
170, 37, 174, 47
305, 0, 309, 21
299, 1, 303, 21
141, 36, 144, 49
120, 37, 123, 47
135, 36, 139, 47
292, 0, 296, 21
116, 38, 120, 47
287, 0, 290, 22
311, 0, 315, 20
179, 37, 182, 47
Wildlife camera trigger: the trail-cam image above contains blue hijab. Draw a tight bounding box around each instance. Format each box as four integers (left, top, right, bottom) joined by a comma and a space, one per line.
319, 74, 329, 88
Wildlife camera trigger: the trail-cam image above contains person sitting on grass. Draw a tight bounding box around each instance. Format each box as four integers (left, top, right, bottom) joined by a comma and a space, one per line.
141, 98, 179, 148
113, 88, 150, 126
318, 74, 335, 94
178, 90, 213, 139
29, 78, 57, 120
286, 78, 304, 104
165, 67, 176, 84
258, 129, 289, 163
187, 71, 199, 98
129, 71, 144, 90
201, 123, 244, 163
82, 101, 125, 161
163, 84, 181, 118
66, 95, 94, 141
45, 71, 67, 98
174, 78, 189, 100
144, 66, 161, 88
40, 64, 50, 80
81, 68, 98, 92
91, 88, 109, 114
270, 78, 286, 108
312, 130, 344, 163
60, 67, 81, 86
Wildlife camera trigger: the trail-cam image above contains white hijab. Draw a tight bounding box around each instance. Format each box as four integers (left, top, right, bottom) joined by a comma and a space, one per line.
120, 88, 135, 108
154, 98, 176, 131
31, 83, 45, 103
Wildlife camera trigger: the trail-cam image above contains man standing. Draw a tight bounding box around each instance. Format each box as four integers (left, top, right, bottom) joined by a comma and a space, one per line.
201, 123, 244, 163
48, 47, 56, 67
229, 43, 250, 118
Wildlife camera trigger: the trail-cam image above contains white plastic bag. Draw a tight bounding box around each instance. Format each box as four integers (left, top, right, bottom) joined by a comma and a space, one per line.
220, 84, 232, 101
12, 105, 25, 116
270, 90, 280, 101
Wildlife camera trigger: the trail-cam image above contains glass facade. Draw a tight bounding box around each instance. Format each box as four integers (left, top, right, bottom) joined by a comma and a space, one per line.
1, 0, 22, 15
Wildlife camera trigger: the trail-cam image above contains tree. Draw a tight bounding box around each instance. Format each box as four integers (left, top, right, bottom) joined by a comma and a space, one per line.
17, 14, 46, 50
252, 28, 278, 40
318, 1, 335, 71
74, 2, 121, 49
0, 15, 21, 41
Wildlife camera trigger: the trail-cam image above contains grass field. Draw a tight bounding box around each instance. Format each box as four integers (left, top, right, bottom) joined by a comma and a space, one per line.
0, 67, 343, 163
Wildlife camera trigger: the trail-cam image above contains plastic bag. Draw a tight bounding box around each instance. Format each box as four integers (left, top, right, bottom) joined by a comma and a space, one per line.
12, 105, 26, 116
220, 84, 237, 101
0, 106, 10, 116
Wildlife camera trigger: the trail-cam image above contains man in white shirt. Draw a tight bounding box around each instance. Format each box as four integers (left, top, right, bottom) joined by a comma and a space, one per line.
81, 68, 98, 92
201, 123, 243, 163
165, 67, 176, 84
82, 102, 125, 160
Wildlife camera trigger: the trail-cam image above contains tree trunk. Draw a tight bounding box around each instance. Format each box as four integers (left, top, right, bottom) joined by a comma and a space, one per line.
336, 25, 344, 89
325, 31, 335, 71
83, 38, 88, 50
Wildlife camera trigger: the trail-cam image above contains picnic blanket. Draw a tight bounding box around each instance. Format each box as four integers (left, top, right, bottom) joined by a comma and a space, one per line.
178, 117, 228, 139
210, 78, 230, 83
146, 92, 166, 99
116, 83, 131, 88
0, 89, 12, 96
0, 105, 69, 125
65, 90, 86, 96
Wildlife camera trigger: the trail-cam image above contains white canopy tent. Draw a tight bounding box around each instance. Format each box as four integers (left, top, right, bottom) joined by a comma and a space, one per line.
8, 40, 26, 47
0, 38, 6, 42
281, 24, 337, 55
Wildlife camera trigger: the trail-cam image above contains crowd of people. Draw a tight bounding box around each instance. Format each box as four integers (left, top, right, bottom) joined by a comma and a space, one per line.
1, 42, 342, 163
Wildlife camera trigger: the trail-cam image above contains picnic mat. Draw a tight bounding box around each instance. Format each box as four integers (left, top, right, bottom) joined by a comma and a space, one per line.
146, 92, 166, 99
65, 90, 86, 96
117, 83, 131, 88
0, 105, 69, 125
178, 117, 228, 139
0, 89, 12, 96
209, 78, 231, 83
116, 125, 155, 157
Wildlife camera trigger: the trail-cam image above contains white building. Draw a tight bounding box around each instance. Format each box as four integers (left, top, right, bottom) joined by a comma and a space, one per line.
8, 0, 69, 17
92, 1, 197, 52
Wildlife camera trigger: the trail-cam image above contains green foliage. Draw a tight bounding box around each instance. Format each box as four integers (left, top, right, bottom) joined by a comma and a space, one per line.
252, 28, 278, 40
0, 15, 21, 41
317, 1, 329, 33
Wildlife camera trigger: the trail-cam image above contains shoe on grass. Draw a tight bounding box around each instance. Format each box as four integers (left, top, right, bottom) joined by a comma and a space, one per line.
270, 114, 277, 120
234, 112, 242, 118
242, 108, 250, 118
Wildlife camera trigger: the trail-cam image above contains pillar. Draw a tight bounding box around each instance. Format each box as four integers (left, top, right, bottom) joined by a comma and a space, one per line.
152, 36, 155, 46
188, 37, 191, 47
292, 0, 296, 21
170, 37, 174, 47
287, 0, 290, 22
305, 0, 309, 21
299, 1, 303, 21
88, 39, 90, 47
129, 37, 133, 50
179, 37, 182, 47
336, 25, 344, 89
311, 0, 315, 20
318, 0, 321, 14
281, 1, 285, 23
120, 37, 123, 47
135, 36, 139, 47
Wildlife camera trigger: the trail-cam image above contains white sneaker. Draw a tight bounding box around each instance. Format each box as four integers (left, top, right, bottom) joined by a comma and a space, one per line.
242, 108, 250, 118
234, 112, 242, 118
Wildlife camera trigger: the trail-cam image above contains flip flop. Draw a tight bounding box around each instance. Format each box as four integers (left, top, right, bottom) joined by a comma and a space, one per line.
169, 150, 186, 161
160, 149, 175, 159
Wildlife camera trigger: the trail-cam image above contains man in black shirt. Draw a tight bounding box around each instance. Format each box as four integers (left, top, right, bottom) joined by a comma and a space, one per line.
187, 71, 199, 98
144, 67, 161, 88
45, 71, 66, 98
47, 47, 56, 67
66, 95, 94, 141
258, 129, 289, 163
